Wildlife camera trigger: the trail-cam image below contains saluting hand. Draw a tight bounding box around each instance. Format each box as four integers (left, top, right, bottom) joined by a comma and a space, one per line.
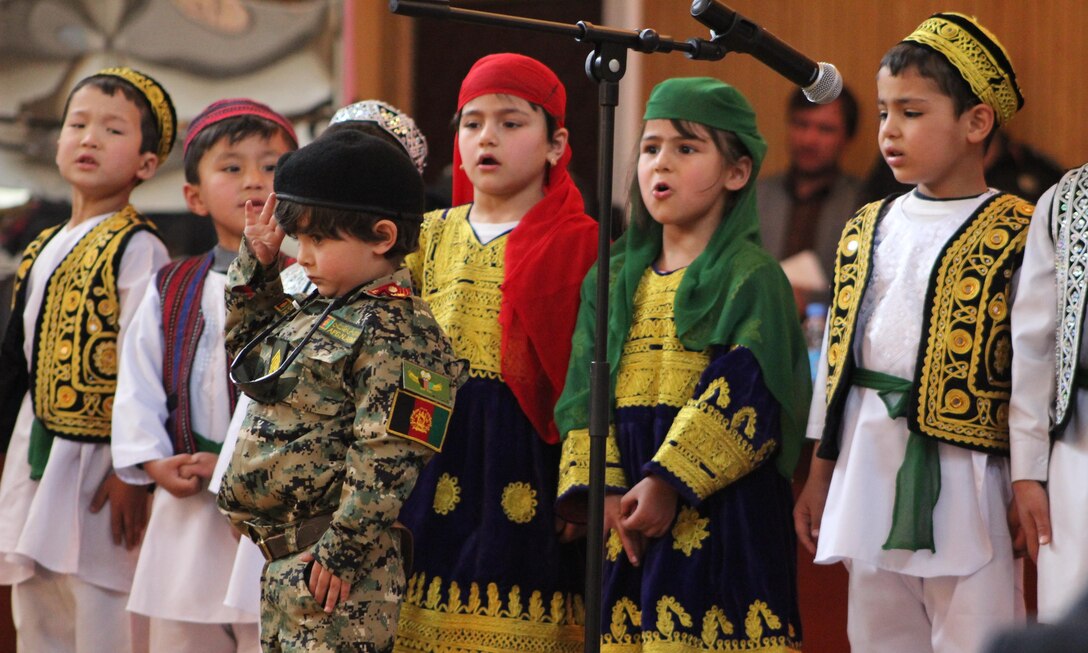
244, 192, 285, 266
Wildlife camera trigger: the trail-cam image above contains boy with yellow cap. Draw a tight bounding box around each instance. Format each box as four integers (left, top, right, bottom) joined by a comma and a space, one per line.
794, 13, 1031, 652
0, 67, 176, 652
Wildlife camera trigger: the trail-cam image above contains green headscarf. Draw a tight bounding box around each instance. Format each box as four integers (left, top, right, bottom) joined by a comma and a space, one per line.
555, 77, 811, 479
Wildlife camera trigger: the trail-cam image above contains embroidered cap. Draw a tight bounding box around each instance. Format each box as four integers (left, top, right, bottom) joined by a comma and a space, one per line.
330, 100, 427, 174
274, 129, 424, 221
184, 98, 298, 158
96, 67, 178, 162
901, 12, 1023, 126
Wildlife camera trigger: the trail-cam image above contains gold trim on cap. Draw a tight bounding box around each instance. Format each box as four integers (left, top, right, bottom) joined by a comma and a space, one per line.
96, 67, 176, 162
903, 13, 1021, 126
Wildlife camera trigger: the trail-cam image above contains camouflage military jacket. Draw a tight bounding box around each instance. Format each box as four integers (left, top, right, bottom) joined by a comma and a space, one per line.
217, 243, 463, 586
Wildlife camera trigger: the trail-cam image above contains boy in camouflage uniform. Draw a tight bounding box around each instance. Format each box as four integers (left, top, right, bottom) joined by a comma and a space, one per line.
217, 130, 463, 653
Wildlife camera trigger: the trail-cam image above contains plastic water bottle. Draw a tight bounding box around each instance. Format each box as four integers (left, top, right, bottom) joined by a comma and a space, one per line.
803, 303, 828, 381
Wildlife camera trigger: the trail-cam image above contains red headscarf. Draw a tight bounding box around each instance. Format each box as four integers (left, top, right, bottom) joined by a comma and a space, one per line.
454, 53, 597, 444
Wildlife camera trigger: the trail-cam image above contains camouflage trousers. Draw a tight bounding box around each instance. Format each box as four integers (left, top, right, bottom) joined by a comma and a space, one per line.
260, 541, 406, 652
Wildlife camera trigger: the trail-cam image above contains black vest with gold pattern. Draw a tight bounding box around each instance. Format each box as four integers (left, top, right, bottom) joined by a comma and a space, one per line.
817, 193, 1033, 460
8, 206, 159, 444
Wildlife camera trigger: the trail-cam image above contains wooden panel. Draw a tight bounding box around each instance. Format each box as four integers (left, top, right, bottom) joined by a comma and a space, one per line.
641, 1, 1084, 180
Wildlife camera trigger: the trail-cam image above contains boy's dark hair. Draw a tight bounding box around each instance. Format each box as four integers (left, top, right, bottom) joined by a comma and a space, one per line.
275, 198, 420, 264
880, 42, 996, 144
184, 115, 293, 184
63, 75, 160, 157
787, 85, 860, 139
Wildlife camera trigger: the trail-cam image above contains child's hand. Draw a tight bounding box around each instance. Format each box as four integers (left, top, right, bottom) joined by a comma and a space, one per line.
144, 454, 202, 498
300, 551, 350, 613
1012, 480, 1050, 562
90, 472, 150, 549
556, 516, 585, 543
178, 451, 218, 482
794, 455, 834, 557
244, 192, 284, 266
605, 494, 644, 566
620, 475, 679, 540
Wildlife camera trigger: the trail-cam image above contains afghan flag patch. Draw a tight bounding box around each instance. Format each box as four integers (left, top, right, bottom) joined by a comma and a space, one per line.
386, 389, 452, 451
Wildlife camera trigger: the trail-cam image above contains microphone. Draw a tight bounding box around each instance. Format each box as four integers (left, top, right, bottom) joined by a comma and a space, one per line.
690, 0, 842, 104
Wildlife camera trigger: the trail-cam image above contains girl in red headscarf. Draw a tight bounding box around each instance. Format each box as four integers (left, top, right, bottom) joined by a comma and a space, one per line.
395, 53, 597, 652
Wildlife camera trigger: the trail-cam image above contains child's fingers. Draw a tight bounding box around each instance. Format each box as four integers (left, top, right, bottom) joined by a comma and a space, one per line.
324, 576, 342, 613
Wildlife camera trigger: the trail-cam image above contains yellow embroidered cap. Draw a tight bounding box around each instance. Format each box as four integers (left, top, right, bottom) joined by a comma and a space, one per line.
96, 67, 178, 163
902, 12, 1023, 126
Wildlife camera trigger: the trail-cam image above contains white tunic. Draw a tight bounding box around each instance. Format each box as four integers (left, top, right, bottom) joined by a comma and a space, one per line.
807, 190, 1015, 577
111, 270, 256, 624
210, 392, 264, 616
1009, 182, 1088, 621
0, 214, 169, 591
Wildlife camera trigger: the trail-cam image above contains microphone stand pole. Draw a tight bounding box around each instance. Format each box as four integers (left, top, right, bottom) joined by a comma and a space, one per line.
387, 4, 726, 650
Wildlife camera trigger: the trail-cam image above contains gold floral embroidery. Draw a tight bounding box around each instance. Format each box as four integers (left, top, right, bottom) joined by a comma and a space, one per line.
407, 206, 506, 380
609, 597, 641, 643
606, 530, 623, 561
745, 600, 783, 642
501, 482, 538, 524
615, 269, 709, 410
671, 506, 710, 556
558, 427, 627, 497
825, 202, 880, 408
27, 206, 151, 440
656, 596, 693, 639
433, 473, 461, 515
396, 571, 585, 653
916, 194, 1031, 451
600, 594, 798, 651
701, 606, 735, 646
655, 378, 776, 500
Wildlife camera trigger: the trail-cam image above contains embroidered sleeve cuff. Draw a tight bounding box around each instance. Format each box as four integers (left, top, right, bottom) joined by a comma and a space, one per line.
652, 393, 776, 502
557, 427, 627, 501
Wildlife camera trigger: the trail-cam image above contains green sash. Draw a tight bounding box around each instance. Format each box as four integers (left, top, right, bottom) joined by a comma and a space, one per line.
852, 367, 940, 552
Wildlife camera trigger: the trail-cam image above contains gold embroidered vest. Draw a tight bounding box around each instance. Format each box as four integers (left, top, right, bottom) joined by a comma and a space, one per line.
15, 206, 159, 442
407, 205, 506, 381
818, 193, 1032, 458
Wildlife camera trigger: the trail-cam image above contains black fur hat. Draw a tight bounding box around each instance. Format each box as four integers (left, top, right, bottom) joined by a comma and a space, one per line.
274, 129, 424, 221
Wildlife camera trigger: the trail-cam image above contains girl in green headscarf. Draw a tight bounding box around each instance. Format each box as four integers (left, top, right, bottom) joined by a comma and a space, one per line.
555, 77, 809, 651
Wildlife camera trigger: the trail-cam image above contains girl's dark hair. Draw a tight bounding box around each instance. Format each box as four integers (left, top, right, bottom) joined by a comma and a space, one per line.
450, 96, 560, 140
62, 75, 160, 156
184, 115, 295, 183
275, 197, 420, 264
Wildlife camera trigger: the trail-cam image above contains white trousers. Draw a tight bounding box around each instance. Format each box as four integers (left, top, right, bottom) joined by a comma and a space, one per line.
149, 617, 260, 653
845, 557, 1024, 653
11, 567, 148, 653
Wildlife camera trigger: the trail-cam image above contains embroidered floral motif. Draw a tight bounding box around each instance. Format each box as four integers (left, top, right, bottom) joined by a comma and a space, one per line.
615, 269, 709, 410
606, 530, 623, 561
408, 207, 506, 380
433, 473, 461, 515
609, 597, 641, 643
656, 596, 694, 639
916, 193, 1031, 451
397, 571, 585, 653
701, 606, 735, 646
671, 506, 710, 556
501, 482, 538, 524
744, 600, 782, 642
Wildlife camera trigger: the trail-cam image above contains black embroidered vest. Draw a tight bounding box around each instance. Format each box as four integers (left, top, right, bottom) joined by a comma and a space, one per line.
817, 193, 1033, 459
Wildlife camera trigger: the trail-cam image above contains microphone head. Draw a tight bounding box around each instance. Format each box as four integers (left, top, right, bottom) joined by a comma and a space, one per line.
803, 62, 842, 104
